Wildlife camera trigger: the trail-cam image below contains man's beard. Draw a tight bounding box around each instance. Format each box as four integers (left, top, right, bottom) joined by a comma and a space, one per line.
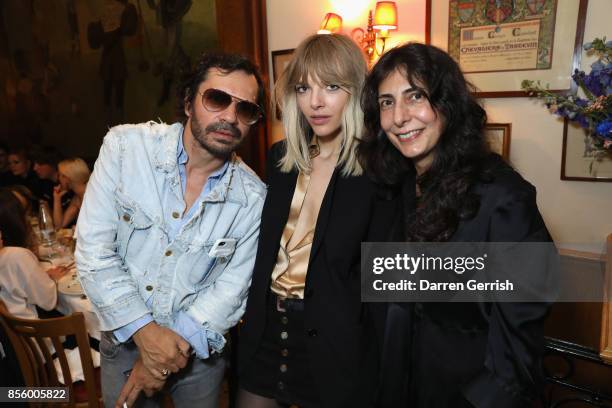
190, 114, 244, 159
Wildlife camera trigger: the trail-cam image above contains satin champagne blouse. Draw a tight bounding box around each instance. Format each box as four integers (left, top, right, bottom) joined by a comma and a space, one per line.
270, 169, 316, 299
270, 140, 323, 299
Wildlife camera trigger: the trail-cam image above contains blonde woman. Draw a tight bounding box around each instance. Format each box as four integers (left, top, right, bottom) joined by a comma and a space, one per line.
53, 158, 90, 228
237, 34, 396, 408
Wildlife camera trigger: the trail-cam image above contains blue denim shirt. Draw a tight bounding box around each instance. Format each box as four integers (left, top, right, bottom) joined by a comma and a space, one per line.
75, 122, 266, 355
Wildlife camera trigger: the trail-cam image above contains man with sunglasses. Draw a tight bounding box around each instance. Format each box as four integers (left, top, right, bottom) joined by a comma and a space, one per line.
75, 52, 267, 407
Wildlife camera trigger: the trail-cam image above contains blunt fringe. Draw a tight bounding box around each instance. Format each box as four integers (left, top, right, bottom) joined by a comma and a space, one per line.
274, 34, 367, 176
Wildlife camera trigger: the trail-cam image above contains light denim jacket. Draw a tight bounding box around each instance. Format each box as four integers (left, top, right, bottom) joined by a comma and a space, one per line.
75, 122, 266, 352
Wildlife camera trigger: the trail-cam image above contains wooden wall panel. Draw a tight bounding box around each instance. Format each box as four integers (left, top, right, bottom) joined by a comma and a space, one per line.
601, 234, 612, 364
545, 250, 605, 349
544, 245, 612, 365
216, 0, 270, 177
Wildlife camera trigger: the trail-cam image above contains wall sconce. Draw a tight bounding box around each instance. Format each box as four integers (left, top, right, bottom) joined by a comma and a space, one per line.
318, 13, 343, 34
351, 1, 398, 65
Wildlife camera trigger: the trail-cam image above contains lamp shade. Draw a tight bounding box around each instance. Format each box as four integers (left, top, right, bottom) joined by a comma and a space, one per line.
373, 1, 398, 31
318, 12, 343, 34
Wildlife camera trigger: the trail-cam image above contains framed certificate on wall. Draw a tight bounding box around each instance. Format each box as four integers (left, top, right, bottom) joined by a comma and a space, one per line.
427, 0, 588, 97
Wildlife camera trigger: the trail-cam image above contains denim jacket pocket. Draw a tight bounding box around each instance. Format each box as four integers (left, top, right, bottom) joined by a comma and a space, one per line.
177, 238, 237, 291
174, 242, 217, 291
114, 189, 154, 260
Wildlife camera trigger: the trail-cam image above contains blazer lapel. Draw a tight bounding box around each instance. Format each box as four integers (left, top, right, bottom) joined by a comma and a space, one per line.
262, 169, 298, 269
309, 167, 340, 262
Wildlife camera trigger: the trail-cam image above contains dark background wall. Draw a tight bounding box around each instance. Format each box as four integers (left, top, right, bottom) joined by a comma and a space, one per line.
0, 0, 218, 161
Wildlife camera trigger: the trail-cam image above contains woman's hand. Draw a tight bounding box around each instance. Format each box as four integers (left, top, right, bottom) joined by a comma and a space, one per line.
53, 185, 68, 202
47, 266, 68, 282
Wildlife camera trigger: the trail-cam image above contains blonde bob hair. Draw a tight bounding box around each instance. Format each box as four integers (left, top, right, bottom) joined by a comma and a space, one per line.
274, 34, 367, 176
58, 158, 91, 186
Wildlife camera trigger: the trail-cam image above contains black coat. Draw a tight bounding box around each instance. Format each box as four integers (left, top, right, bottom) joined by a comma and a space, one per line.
238, 141, 397, 408
378, 155, 552, 408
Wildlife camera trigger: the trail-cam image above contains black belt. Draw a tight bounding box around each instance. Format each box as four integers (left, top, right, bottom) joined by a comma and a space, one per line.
272, 294, 305, 313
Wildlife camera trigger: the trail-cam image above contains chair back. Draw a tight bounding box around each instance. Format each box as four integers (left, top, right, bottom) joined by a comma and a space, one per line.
0, 300, 100, 407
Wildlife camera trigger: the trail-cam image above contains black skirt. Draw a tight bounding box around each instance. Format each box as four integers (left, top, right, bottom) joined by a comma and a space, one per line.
239, 294, 320, 407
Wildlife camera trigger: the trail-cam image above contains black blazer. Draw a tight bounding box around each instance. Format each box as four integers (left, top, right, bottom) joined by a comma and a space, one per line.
238, 141, 396, 408
379, 156, 552, 408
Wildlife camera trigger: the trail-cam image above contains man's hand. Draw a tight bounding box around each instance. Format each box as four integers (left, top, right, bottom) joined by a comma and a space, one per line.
114, 357, 165, 408
132, 322, 191, 380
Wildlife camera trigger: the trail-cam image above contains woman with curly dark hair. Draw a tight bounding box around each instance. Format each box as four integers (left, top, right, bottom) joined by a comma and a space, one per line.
360, 43, 552, 407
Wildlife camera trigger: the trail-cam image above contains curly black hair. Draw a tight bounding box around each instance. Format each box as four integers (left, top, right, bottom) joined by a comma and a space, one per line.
359, 43, 490, 242
176, 52, 265, 124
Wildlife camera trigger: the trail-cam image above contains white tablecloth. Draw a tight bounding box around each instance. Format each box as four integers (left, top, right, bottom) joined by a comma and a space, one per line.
55, 289, 101, 341
40, 261, 101, 341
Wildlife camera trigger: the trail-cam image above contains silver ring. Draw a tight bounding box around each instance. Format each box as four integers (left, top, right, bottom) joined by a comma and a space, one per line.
160, 368, 169, 377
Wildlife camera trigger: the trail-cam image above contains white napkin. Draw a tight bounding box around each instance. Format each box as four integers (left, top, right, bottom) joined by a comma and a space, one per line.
53, 347, 100, 384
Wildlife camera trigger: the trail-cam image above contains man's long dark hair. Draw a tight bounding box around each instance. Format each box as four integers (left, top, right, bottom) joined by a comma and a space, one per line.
359, 43, 489, 242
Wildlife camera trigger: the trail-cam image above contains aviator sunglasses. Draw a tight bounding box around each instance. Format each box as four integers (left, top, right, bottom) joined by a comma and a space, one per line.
198, 88, 262, 125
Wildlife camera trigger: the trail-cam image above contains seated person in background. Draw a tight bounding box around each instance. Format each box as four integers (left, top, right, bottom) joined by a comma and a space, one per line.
0, 142, 14, 187
32, 146, 73, 207
8, 149, 42, 208
0, 189, 66, 321
6, 185, 38, 254
53, 158, 90, 229
7, 184, 34, 217
0, 226, 26, 388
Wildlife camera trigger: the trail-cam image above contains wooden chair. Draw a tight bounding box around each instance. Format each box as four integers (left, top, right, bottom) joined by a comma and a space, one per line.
0, 300, 102, 407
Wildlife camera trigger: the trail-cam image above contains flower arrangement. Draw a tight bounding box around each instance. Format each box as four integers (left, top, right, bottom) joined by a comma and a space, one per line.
521, 38, 612, 158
